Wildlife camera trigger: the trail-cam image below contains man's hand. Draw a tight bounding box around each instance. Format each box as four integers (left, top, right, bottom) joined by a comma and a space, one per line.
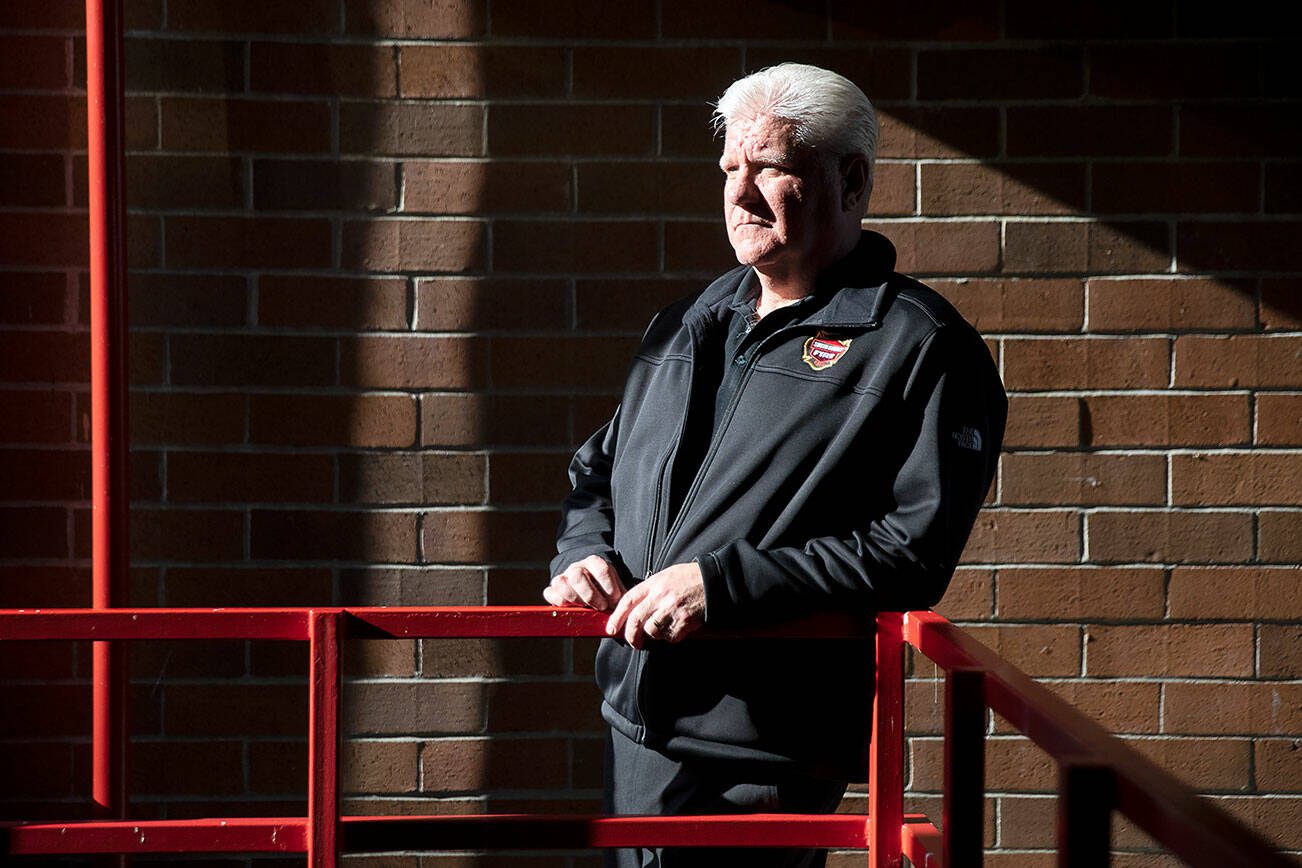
605, 561, 705, 649
543, 554, 626, 611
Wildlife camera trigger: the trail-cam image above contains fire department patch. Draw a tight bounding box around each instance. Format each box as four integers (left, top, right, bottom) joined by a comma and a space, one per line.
802, 331, 852, 371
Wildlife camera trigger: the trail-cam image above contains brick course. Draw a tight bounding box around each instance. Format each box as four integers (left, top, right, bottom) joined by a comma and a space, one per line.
1, 4, 1298, 864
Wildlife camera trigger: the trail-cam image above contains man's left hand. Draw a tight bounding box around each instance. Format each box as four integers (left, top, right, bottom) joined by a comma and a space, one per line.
605, 562, 706, 649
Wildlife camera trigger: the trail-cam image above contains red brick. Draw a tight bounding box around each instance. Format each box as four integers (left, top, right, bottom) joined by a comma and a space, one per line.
868, 162, 916, 217
577, 161, 721, 216
130, 331, 166, 386
340, 335, 485, 389
1261, 624, 1302, 678
122, 272, 246, 327
0, 685, 90, 737
338, 566, 483, 607
422, 509, 557, 564
420, 393, 568, 448
830, 0, 1000, 40
490, 336, 637, 390
1002, 452, 1165, 506
997, 566, 1164, 620
163, 683, 307, 737
574, 277, 702, 331
490, 0, 653, 37
1217, 796, 1302, 850
0, 447, 88, 500
422, 638, 564, 678
253, 159, 397, 212
865, 221, 1001, 274
346, 681, 482, 734
341, 102, 483, 157
572, 47, 739, 99
0, 153, 66, 208
164, 567, 332, 606
251, 510, 418, 562
929, 278, 1084, 332
0, 389, 71, 444
161, 97, 331, 153
340, 218, 485, 272
0, 35, 67, 88
0, 95, 84, 150
488, 451, 571, 507
962, 510, 1080, 564
1165, 683, 1302, 735
97, 37, 242, 93
1169, 567, 1302, 620
1004, 220, 1170, 274
251, 42, 396, 96
346, 639, 419, 678
404, 161, 570, 215
1003, 337, 1169, 390
0, 214, 86, 269
168, 451, 333, 503
933, 568, 994, 620
0, 742, 75, 797
421, 738, 567, 791
343, 740, 420, 793
1180, 104, 1302, 158
921, 162, 1085, 216
1260, 280, 1302, 331
166, 216, 332, 268
1087, 511, 1252, 564
170, 334, 335, 387
400, 45, 564, 98
131, 740, 244, 795
660, 104, 724, 159
746, 47, 912, 102
1003, 396, 1081, 449
1087, 278, 1255, 331
912, 735, 1054, 793
1007, 106, 1172, 157
663, 221, 737, 274
488, 105, 656, 157
0, 565, 87, 611
167, 0, 337, 33
963, 624, 1082, 676
1178, 221, 1302, 272
1255, 739, 1302, 792
1128, 737, 1251, 792
1175, 335, 1302, 388
1172, 452, 1302, 506
1091, 44, 1261, 99
1265, 163, 1302, 213
1093, 161, 1260, 215
337, 451, 485, 505
877, 107, 1000, 159
130, 392, 244, 446
1259, 511, 1302, 563
129, 507, 244, 561
248, 393, 416, 447
1257, 394, 1302, 446
493, 220, 657, 274
1041, 681, 1161, 735
259, 275, 408, 330
0, 272, 69, 326
1087, 624, 1254, 677
1083, 393, 1250, 448
344, 0, 485, 37
918, 48, 1082, 100
485, 681, 604, 732
415, 277, 568, 331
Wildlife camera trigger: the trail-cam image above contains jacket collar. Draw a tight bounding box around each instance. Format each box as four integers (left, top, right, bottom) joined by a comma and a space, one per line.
687, 230, 898, 330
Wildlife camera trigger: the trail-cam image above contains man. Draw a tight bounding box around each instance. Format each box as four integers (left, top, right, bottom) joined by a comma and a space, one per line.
544, 64, 1006, 867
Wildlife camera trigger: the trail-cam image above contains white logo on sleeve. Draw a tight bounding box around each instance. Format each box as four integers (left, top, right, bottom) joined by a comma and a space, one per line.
951, 426, 983, 451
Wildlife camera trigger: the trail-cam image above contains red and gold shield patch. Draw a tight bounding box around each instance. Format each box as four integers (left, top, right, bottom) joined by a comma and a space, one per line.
802, 331, 852, 371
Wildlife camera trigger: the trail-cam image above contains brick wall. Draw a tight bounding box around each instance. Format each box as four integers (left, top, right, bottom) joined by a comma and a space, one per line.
1, 1, 1298, 864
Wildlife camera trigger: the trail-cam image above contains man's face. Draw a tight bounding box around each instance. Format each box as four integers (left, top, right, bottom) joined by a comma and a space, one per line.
719, 114, 843, 278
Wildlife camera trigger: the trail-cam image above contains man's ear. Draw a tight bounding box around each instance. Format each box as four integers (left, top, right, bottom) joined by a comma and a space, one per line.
840, 155, 870, 213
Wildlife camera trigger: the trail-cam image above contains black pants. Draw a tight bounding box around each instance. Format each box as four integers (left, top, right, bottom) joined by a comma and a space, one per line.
604, 727, 848, 868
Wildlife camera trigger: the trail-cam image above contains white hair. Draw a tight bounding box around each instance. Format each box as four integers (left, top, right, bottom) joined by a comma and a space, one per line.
713, 62, 879, 189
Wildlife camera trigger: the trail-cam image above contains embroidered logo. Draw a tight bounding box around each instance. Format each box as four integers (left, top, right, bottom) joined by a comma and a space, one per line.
802, 331, 852, 371
952, 426, 983, 451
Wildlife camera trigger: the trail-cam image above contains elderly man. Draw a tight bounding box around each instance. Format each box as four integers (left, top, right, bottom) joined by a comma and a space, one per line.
544, 63, 1006, 867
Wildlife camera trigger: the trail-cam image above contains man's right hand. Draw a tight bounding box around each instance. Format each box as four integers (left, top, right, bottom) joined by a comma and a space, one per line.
543, 555, 626, 611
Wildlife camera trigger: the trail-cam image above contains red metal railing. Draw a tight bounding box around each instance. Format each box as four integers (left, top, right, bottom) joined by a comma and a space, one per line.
0, 606, 1291, 867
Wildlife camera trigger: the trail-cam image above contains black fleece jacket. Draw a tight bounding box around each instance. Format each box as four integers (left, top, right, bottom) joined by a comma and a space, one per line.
551, 231, 1007, 779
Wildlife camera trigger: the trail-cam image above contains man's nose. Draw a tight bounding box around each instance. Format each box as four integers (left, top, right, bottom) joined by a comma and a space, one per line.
725, 170, 759, 206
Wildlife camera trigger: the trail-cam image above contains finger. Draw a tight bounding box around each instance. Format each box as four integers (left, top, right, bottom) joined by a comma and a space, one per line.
644, 610, 673, 642
605, 582, 644, 637
581, 555, 624, 600
564, 566, 604, 609
623, 596, 659, 649
545, 575, 582, 607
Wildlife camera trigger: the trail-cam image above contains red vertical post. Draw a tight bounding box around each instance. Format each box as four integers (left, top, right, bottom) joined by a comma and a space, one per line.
1057, 760, 1114, 868
868, 612, 904, 868
308, 611, 342, 868
86, 0, 130, 823
943, 667, 986, 867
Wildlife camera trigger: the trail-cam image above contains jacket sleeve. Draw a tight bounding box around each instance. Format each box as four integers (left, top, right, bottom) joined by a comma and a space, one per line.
549, 406, 631, 582
696, 324, 1007, 622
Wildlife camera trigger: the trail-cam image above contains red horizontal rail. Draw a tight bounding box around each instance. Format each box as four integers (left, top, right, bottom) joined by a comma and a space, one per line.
0, 607, 871, 642
2, 813, 914, 854
902, 610, 1292, 868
